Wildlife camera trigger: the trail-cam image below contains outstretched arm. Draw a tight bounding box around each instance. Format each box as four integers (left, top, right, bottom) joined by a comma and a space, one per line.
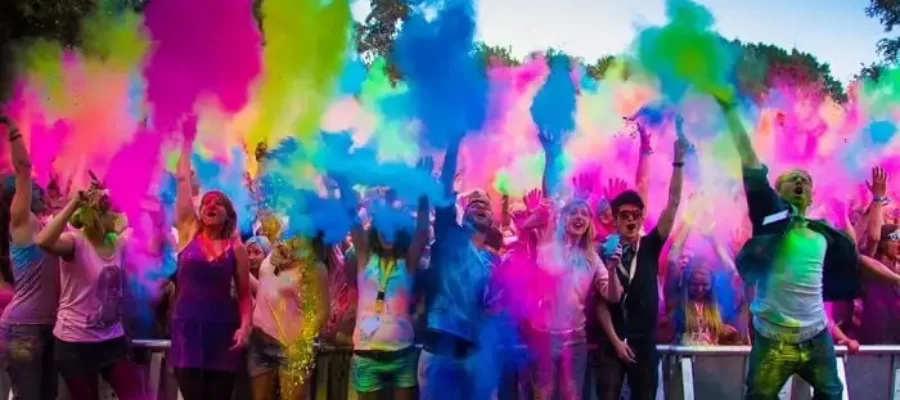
655, 137, 688, 239
717, 94, 761, 170
3, 117, 35, 243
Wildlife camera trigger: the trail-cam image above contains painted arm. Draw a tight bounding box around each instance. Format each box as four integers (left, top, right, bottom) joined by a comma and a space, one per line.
175, 142, 197, 244
663, 224, 691, 267
406, 196, 430, 273
655, 139, 687, 239
635, 122, 652, 206
598, 257, 623, 303
5, 119, 33, 240
718, 96, 762, 169
35, 197, 79, 259
859, 254, 900, 285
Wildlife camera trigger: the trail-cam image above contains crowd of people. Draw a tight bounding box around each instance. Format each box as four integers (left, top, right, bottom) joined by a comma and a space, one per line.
0, 90, 896, 400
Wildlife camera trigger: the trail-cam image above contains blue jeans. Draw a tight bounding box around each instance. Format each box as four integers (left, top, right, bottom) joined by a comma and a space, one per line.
0, 324, 57, 400
745, 328, 843, 400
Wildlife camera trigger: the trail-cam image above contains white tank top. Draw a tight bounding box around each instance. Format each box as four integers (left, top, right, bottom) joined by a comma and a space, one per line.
352, 254, 414, 351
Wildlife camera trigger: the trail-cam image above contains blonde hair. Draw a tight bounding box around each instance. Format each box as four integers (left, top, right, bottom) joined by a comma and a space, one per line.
680, 266, 724, 344
556, 198, 598, 263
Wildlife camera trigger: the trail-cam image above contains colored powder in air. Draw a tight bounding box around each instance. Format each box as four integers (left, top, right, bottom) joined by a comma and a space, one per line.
81, 8, 149, 70
17, 40, 67, 109
530, 54, 577, 142
248, 0, 351, 147
393, 0, 489, 149
635, 0, 736, 102
143, 0, 262, 135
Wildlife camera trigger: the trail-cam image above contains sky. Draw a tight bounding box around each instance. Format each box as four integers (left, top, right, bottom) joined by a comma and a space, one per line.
351, 0, 889, 82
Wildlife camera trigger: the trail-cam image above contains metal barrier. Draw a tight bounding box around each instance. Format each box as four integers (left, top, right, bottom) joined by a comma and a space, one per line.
18, 340, 900, 399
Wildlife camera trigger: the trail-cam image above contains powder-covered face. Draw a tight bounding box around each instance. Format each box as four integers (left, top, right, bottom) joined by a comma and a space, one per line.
464, 200, 493, 231
777, 170, 813, 210
678, 249, 694, 269
565, 203, 591, 237
247, 243, 265, 270
199, 193, 228, 227
688, 270, 711, 300
614, 204, 643, 242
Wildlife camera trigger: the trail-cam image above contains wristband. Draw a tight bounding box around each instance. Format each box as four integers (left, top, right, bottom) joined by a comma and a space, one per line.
874, 195, 889, 204
673, 162, 685, 168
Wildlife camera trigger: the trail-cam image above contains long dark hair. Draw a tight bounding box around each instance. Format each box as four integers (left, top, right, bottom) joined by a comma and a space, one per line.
200, 190, 237, 239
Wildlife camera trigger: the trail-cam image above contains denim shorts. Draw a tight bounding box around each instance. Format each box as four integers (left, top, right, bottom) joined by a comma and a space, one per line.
247, 329, 287, 377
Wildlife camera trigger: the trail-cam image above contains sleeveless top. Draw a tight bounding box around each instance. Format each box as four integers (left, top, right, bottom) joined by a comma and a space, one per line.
1, 240, 59, 325
54, 234, 126, 342
173, 236, 238, 323
352, 254, 414, 351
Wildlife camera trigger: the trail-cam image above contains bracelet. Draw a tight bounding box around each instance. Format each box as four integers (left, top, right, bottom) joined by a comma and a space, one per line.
8, 129, 21, 142
673, 162, 685, 168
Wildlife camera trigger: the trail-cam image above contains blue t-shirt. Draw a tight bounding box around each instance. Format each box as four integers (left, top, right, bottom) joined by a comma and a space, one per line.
424, 205, 498, 342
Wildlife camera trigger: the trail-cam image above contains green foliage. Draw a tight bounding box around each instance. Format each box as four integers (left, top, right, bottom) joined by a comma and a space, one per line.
866, 0, 900, 62
732, 40, 847, 103
476, 42, 519, 66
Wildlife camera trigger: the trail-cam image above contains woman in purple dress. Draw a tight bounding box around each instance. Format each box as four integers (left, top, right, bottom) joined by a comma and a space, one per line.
171, 136, 252, 399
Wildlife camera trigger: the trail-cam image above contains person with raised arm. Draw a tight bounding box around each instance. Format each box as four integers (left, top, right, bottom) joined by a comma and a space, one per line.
594, 134, 688, 400
418, 138, 502, 400
35, 180, 142, 399
168, 117, 252, 400
337, 159, 430, 400
716, 90, 858, 400
0, 116, 60, 399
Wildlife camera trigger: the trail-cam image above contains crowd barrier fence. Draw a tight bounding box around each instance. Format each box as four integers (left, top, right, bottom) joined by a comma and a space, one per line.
6, 340, 900, 400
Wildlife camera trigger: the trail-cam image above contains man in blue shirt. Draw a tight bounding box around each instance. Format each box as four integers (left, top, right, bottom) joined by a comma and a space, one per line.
418, 142, 502, 400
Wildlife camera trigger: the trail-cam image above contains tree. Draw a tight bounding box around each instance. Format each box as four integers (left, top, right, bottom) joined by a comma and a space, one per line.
733, 41, 847, 103
585, 55, 617, 79
866, 0, 900, 62
355, 0, 408, 62
475, 42, 519, 66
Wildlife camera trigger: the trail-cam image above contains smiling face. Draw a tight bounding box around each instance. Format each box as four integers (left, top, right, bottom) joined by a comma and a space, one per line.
776, 169, 813, 211
565, 203, 592, 238
199, 192, 229, 228
614, 204, 644, 242
464, 199, 493, 231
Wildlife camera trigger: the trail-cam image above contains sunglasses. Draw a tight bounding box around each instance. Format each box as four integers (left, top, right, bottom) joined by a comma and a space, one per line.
888, 231, 900, 241
617, 210, 642, 220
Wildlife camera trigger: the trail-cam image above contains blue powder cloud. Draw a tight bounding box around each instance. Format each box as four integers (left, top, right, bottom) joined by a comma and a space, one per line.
393, 0, 488, 149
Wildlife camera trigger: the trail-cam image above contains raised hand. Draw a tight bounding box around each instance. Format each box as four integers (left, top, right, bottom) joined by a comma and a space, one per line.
868, 166, 888, 199
416, 156, 435, 175
254, 142, 268, 162
523, 188, 544, 211
537, 129, 564, 156
182, 114, 199, 144
604, 178, 628, 200
571, 172, 599, 198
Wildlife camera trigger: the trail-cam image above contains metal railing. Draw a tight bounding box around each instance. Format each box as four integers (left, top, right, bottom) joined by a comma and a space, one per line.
17, 340, 900, 399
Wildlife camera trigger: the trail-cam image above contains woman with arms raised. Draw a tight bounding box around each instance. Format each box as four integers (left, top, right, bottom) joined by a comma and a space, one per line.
169, 118, 252, 400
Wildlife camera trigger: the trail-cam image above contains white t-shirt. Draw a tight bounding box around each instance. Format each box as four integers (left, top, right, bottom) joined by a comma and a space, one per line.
352, 254, 415, 351
252, 255, 318, 345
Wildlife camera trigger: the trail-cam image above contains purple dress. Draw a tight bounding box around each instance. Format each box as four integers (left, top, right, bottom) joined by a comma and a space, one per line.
169, 237, 241, 371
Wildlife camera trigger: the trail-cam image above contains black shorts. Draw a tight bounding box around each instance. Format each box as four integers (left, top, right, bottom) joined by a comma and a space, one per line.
53, 336, 131, 377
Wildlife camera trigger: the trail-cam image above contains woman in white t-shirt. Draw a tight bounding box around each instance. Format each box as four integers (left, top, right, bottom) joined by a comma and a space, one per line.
248, 237, 328, 400
36, 188, 143, 399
